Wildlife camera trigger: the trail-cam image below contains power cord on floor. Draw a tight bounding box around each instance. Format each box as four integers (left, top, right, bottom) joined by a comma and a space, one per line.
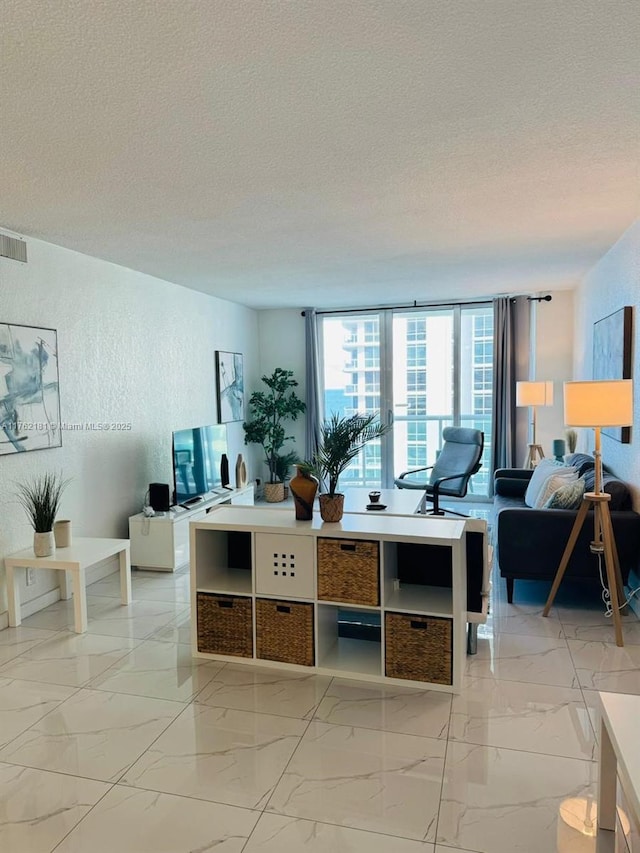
597, 552, 640, 617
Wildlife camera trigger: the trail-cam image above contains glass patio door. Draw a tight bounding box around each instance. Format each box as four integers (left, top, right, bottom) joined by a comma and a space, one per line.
320, 304, 493, 497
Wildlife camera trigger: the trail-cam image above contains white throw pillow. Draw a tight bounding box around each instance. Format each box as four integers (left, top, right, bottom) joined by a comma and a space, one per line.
534, 471, 579, 508
524, 459, 577, 508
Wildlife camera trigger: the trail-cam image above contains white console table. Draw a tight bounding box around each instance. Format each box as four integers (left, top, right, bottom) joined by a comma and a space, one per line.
129, 484, 254, 571
4, 537, 131, 633
190, 506, 469, 691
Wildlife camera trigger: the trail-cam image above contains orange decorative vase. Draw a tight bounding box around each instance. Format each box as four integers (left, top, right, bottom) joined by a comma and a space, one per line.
289, 466, 319, 520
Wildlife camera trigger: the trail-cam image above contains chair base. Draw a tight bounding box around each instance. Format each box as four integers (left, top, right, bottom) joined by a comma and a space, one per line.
418, 493, 472, 518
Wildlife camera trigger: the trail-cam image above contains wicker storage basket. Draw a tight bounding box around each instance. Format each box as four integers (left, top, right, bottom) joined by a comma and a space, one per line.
317, 537, 380, 606
256, 598, 315, 666
385, 612, 452, 685
197, 592, 253, 657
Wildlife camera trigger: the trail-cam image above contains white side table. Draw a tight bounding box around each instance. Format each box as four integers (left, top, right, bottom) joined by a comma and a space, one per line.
4, 537, 132, 633
597, 691, 640, 839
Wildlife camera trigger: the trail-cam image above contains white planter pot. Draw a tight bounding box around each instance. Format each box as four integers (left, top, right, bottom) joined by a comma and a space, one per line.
34, 531, 55, 557
54, 519, 72, 548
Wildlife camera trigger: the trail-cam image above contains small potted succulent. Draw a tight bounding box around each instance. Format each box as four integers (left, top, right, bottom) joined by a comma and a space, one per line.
306, 412, 391, 522
16, 472, 70, 556
243, 368, 306, 502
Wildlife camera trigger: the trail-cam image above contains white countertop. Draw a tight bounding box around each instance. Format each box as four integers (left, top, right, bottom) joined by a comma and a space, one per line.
196, 504, 466, 544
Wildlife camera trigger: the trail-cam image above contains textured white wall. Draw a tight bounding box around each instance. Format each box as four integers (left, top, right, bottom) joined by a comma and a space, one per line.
255, 309, 308, 479
573, 219, 640, 509
0, 236, 258, 617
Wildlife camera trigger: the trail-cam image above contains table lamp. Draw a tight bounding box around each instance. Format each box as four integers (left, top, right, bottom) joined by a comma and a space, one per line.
516, 380, 554, 467
543, 379, 633, 646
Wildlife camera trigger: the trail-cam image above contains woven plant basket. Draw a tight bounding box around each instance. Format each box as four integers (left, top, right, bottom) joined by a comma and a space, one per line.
263, 482, 285, 502
318, 493, 344, 522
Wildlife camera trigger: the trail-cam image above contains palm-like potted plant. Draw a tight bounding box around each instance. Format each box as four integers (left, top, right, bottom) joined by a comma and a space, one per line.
307, 412, 391, 521
16, 472, 70, 556
243, 368, 306, 502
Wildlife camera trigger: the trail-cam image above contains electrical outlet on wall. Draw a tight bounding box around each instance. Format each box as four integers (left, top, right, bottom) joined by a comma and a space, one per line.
26, 568, 36, 586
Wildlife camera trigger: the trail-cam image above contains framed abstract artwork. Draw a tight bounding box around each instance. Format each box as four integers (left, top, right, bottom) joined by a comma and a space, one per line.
216, 351, 244, 423
593, 306, 632, 443
0, 322, 62, 455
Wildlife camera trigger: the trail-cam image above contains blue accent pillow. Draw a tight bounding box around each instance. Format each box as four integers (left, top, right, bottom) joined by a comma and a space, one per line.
564, 453, 596, 477
544, 477, 586, 510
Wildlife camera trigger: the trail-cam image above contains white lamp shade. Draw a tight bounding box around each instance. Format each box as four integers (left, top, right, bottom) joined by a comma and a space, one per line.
516, 380, 554, 407
564, 380, 633, 427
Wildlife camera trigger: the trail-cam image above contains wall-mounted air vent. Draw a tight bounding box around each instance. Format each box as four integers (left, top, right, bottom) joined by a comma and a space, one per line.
0, 234, 27, 263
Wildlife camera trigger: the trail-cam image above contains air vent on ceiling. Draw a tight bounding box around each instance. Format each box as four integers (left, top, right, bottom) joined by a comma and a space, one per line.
0, 234, 27, 263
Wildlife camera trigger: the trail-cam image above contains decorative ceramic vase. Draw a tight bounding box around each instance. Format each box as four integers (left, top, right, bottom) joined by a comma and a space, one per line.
552, 439, 566, 462
54, 519, 72, 548
235, 453, 247, 488
34, 530, 55, 557
264, 482, 285, 502
319, 493, 344, 522
289, 466, 319, 520
220, 453, 230, 486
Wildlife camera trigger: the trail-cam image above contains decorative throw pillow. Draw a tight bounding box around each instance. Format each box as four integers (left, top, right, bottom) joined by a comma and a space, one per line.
524, 459, 577, 508
534, 471, 579, 508
564, 453, 596, 477
544, 477, 586, 510
581, 471, 631, 511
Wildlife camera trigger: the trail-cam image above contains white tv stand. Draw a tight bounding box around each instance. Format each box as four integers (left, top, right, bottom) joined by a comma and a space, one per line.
129, 485, 254, 572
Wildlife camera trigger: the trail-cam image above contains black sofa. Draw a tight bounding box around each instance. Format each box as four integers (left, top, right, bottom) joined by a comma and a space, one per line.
493, 455, 640, 603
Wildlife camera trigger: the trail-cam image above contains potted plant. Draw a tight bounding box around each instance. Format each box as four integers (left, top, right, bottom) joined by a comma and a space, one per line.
273, 450, 299, 498
307, 412, 391, 521
243, 368, 306, 502
15, 471, 70, 556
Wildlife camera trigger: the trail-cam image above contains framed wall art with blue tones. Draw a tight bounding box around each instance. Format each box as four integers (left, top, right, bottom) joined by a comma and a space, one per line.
593, 306, 632, 443
216, 350, 244, 423
0, 323, 62, 454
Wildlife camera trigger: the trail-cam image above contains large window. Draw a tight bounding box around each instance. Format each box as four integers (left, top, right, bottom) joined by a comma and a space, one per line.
321, 306, 493, 496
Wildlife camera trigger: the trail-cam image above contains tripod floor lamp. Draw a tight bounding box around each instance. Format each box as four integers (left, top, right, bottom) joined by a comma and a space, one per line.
516, 380, 554, 468
543, 380, 634, 647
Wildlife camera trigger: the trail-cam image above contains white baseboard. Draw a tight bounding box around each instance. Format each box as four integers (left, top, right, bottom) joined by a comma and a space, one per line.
21, 588, 62, 619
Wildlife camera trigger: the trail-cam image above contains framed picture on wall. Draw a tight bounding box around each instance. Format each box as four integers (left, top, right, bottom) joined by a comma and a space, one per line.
216, 351, 244, 423
0, 322, 62, 455
593, 306, 632, 443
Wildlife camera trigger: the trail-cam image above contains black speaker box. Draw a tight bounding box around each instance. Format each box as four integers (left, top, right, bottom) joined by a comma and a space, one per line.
149, 482, 171, 512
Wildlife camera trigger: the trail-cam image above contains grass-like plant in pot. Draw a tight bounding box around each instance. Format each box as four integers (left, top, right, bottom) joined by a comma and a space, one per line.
307, 412, 391, 522
243, 368, 306, 502
16, 472, 70, 557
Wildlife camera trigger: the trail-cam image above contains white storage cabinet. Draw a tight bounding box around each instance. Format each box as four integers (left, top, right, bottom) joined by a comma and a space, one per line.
190, 505, 469, 692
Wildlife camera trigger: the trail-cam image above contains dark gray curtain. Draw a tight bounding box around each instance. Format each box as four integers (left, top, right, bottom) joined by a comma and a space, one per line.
304, 308, 322, 461
491, 296, 528, 484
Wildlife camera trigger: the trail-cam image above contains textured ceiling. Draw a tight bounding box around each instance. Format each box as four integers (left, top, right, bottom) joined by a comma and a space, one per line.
1, 0, 639, 309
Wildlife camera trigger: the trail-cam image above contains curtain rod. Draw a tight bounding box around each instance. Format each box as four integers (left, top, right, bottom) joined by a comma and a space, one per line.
301, 294, 552, 317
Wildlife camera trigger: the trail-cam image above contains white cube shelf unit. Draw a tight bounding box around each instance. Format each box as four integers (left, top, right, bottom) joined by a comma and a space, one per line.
190, 506, 470, 691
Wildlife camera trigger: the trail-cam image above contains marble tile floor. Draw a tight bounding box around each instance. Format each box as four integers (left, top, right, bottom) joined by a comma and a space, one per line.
1, 564, 639, 852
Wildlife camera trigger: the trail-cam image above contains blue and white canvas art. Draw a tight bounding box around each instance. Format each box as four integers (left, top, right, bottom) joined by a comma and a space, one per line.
216, 351, 244, 423
0, 323, 62, 454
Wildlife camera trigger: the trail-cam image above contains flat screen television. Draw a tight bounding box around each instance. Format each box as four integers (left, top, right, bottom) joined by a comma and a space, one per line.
172, 424, 228, 506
